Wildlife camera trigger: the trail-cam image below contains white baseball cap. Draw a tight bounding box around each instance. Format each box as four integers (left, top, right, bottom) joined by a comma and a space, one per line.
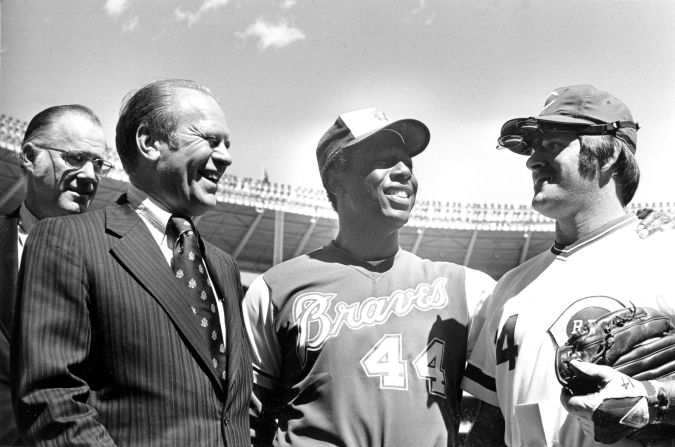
316, 107, 430, 180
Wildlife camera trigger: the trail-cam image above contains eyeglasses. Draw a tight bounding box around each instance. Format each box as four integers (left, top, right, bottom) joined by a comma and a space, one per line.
496, 118, 639, 156
35, 145, 114, 176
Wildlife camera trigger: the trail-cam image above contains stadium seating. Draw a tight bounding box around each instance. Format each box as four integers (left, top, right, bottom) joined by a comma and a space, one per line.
1, 113, 669, 281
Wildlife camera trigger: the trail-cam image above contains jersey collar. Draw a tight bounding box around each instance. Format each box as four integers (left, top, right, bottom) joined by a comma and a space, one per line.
551, 213, 637, 257
328, 241, 400, 271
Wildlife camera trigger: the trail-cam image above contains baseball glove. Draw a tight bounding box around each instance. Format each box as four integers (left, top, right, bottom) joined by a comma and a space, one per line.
556, 306, 675, 393
556, 306, 675, 443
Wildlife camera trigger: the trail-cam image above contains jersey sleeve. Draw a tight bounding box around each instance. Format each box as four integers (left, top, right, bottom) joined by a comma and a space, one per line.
242, 274, 282, 390
242, 275, 284, 445
463, 268, 496, 356
462, 288, 500, 407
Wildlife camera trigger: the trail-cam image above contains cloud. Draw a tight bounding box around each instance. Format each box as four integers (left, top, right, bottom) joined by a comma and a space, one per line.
122, 16, 139, 33
235, 18, 306, 50
280, 0, 297, 9
411, 0, 435, 25
104, 0, 131, 18
412, 0, 426, 15
175, 0, 229, 27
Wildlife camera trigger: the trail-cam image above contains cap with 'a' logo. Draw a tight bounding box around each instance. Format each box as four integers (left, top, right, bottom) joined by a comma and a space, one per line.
316, 107, 430, 182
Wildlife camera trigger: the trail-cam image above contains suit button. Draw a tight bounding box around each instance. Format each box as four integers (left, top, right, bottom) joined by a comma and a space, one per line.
223, 417, 230, 426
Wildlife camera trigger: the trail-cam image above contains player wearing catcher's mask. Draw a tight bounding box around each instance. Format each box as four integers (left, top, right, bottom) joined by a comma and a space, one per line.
461, 85, 675, 447
243, 108, 495, 446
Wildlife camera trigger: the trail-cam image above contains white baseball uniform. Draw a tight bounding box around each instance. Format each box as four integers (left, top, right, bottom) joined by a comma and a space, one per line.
463, 214, 675, 447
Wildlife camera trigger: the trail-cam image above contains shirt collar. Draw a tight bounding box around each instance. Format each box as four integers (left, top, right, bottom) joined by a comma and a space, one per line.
19, 203, 41, 234
126, 184, 174, 234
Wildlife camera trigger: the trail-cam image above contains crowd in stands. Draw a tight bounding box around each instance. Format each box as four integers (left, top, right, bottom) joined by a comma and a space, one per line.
191, 175, 673, 232
0, 114, 25, 153
1, 114, 122, 169
1, 113, 670, 232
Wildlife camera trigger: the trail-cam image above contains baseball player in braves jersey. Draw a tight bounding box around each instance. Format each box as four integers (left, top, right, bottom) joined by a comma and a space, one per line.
243, 108, 495, 446
461, 85, 675, 447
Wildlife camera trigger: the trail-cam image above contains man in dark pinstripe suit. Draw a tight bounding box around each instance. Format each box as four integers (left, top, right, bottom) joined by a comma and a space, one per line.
12, 79, 252, 446
1, 104, 107, 446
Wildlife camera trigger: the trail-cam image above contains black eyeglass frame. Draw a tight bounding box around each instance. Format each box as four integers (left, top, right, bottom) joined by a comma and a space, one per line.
496, 117, 639, 156
33, 144, 114, 176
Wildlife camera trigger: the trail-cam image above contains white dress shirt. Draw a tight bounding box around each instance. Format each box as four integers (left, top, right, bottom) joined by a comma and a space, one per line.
126, 185, 227, 347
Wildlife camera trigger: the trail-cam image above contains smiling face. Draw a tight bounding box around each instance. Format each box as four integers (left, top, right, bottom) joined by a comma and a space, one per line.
24, 112, 107, 218
153, 88, 232, 217
526, 132, 600, 222
334, 132, 418, 230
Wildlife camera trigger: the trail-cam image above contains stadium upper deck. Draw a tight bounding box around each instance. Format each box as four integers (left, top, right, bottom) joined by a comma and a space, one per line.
2, 114, 671, 280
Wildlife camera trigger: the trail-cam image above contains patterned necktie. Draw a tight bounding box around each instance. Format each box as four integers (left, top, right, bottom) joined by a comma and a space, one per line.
167, 215, 227, 384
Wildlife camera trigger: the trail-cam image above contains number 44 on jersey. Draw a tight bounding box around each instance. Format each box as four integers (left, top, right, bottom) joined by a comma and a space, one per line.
360, 334, 447, 397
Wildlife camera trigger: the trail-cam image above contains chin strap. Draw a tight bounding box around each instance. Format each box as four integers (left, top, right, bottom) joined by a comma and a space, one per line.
595, 121, 640, 132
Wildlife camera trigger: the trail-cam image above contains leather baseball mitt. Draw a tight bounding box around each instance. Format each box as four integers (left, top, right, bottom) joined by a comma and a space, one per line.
556, 306, 675, 443
556, 306, 675, 395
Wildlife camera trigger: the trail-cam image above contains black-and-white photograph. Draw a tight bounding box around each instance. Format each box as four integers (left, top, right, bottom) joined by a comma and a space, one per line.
1, 1, 675, 446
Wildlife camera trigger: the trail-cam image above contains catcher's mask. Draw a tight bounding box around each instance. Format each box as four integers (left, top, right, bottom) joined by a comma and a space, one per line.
496, 118, 640, 156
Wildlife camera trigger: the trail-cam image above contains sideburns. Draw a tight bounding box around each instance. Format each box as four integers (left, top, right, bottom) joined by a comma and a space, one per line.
577, 146, 598, 179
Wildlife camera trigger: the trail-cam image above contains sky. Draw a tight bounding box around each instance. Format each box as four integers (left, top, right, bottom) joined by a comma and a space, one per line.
1, 0, 674, 206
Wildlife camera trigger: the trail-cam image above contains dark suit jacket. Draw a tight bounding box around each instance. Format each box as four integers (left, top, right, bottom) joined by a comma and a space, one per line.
12, 198, 252, 446
0, 207, 21, 445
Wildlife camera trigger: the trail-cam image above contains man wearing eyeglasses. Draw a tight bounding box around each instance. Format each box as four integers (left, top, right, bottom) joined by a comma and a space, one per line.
461, 85, 675, 447
0, 104, 108, 446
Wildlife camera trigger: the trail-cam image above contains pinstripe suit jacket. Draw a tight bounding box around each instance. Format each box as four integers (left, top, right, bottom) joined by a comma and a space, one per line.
11, 197, 252, 446
0, 207, 21, 445
0, 207, 20, 338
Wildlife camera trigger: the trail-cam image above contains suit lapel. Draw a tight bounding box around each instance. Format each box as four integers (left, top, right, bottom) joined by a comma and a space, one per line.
203, 242, 244, 397
0, 208, 20, 339
106, 202, 224, 394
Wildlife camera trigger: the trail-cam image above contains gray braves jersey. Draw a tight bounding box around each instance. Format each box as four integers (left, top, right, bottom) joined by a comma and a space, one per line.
244, 243, 495, 447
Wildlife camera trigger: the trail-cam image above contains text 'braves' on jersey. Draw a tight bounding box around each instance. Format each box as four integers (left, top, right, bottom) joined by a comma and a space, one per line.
462, 214, 675, 447
244, 243, 495, 447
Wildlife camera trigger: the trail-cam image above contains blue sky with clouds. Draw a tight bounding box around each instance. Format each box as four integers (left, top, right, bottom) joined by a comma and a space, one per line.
2, 0, 674, 205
